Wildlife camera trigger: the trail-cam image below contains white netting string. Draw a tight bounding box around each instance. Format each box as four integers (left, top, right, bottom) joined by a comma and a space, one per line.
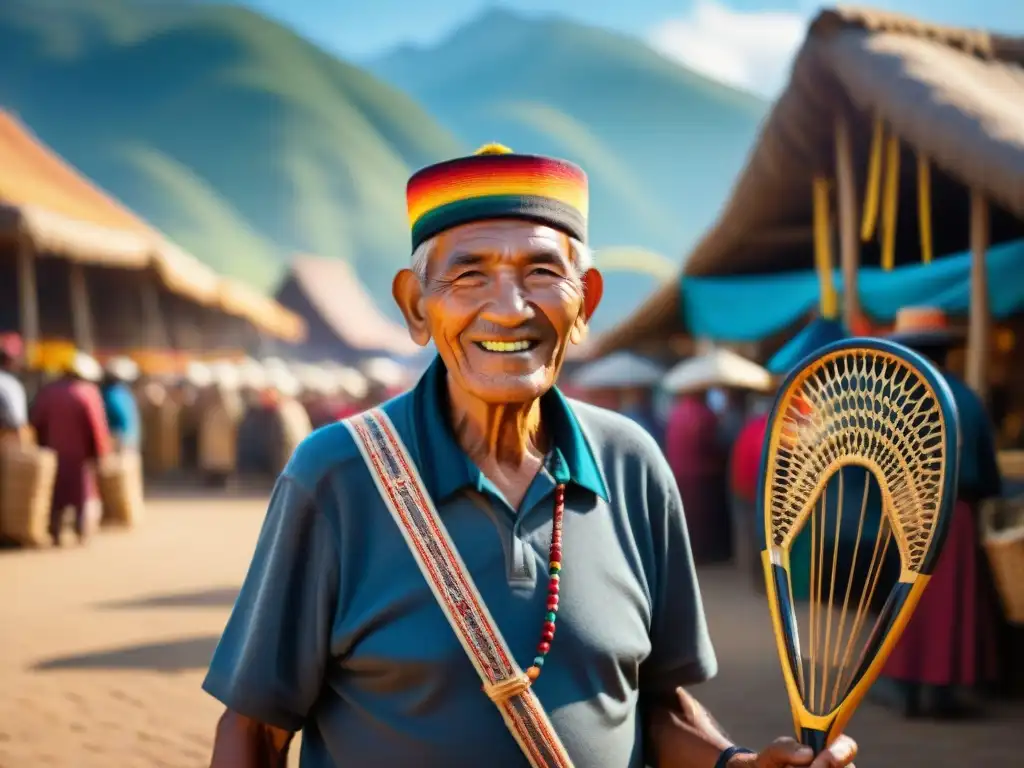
767, 349, 948, 574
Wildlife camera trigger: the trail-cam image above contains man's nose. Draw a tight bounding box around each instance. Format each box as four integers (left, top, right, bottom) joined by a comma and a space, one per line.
481, 274, 534, 325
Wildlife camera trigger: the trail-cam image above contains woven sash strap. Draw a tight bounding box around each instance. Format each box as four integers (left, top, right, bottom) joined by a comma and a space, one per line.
344, 409, 574, 768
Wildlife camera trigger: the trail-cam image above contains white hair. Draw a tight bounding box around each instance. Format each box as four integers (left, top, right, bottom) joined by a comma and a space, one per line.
411, 235, 593, 283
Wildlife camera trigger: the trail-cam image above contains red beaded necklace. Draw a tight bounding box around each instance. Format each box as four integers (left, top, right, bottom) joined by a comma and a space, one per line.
525, 483, 565, 682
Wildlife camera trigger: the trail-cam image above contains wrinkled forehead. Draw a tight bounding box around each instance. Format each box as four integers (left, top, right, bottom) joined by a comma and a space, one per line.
431, 219, 571, 266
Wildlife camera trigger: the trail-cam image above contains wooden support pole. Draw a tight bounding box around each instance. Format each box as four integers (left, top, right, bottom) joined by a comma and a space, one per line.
68, 261, 95, 353
166, 297, 192, 352
141, 274, 170, 349
834, 114, 861, 330
966, 190, 990, 399
204, 306, 221, 354
16, 234, 40, 356
812, 177, 839, 319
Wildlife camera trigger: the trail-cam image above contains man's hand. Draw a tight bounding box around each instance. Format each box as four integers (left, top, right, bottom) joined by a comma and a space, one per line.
209, 709, 293, 768
735, 735, 857, 768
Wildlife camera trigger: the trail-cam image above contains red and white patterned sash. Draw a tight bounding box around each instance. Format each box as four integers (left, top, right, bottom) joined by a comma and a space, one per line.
345, 408, 573, 768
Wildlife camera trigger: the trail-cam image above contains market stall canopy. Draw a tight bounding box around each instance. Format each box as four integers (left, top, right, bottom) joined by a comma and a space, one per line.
685, 7, 1024, 278
663, 349, 772, 395
153, 241, 221, 306
0, 109, 304, 342
275, 255, 419, 360
589, 7, 1024, 358
0, 110, 157, 267
572, 352, 665, 389
219, 278, 306, 343
679, 237, 1024, 341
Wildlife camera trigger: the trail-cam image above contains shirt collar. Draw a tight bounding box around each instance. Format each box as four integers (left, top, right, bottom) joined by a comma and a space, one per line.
411, 356, 609, 503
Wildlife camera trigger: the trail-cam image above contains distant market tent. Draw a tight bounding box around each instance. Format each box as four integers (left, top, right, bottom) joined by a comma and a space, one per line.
274, 255, 419, 364
571, 351, 665, 389
590, 7, 1024, 367
0, 109, 304, 370
662, 349, 772, 396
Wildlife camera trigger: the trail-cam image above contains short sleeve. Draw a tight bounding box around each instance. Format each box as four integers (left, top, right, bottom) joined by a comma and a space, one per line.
640, 453, 719, 693
202, 474, 339, 730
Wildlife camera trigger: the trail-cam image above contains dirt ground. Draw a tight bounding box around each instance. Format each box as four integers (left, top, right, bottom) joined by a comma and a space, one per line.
0, 489, 1019, 767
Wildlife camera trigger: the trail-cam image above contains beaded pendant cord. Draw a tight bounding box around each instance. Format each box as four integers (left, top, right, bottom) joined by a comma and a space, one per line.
525, 483, 565, 682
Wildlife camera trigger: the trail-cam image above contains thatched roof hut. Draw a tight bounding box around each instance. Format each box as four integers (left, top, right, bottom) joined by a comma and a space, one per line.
0, 109, 304, 362
274, 255, 419, 363
591, 7, 1024, 361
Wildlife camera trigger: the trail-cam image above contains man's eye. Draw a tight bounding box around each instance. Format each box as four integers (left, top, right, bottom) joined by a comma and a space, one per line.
529, 267, 559, 277
453, 270, 485, 281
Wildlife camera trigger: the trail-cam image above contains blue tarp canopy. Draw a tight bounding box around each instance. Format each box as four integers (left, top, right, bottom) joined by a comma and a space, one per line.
681, 238, 1024, 341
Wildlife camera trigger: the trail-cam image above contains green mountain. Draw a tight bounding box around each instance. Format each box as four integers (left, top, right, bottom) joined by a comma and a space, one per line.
369, 8, 769, 267
1, 2, 768, 331
0, 0, 462, 303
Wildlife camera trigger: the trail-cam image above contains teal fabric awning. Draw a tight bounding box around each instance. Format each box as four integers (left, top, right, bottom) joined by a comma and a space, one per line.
681, 238, 1024, 342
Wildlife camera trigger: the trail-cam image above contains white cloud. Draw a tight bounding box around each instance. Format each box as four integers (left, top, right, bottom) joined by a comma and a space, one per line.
647, 0, 811, 97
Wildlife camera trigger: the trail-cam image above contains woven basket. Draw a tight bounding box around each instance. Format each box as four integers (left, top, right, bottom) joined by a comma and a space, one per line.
0, 444, 57, 547
981, 495, 1024, 625
98, 450, 144, 528
141, 400, 181, 474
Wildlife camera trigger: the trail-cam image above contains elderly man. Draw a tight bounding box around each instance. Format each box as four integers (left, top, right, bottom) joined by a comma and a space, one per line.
203, 146, 856, 768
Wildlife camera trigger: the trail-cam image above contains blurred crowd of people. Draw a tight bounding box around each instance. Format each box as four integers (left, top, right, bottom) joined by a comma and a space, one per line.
0, 331, 409, 544
566, 367, 760, 567
139, 354, 405, 487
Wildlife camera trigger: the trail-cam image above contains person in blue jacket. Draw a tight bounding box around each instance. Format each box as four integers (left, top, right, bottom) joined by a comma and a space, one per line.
101, 357, 142, 452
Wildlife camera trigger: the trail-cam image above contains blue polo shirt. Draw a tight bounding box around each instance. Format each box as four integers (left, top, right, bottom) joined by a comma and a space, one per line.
203, 357, 716, 767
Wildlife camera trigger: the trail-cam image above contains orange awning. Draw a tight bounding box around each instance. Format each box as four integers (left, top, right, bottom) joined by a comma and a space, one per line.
0, 110, 158, 266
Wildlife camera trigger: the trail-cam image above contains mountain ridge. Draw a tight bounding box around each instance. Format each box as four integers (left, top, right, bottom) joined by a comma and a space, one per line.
369, 9, 766, 256
369, 8, 767, 324
1, 1, 766, 329
0, 0, 464, 302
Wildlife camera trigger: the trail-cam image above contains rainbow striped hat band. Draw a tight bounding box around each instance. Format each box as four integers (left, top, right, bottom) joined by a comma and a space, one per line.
406, 144, 589, 251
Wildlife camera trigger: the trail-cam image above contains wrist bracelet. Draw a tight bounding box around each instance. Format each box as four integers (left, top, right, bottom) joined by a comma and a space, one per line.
714, 745, 755, 768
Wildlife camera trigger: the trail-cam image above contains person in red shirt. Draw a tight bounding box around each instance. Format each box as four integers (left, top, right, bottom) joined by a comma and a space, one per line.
728, 403, 770, 587
665, 389, 730, 564
30, 352, 112, 545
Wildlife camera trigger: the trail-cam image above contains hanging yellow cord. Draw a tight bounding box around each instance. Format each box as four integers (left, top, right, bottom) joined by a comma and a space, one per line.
880, 134, 901, 271
917, 154, 933, 264
860, 117, 885, 242
813, 176, 839, 319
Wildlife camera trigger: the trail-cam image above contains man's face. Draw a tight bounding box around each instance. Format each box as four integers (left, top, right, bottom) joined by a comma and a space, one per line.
395, 219, 602, 404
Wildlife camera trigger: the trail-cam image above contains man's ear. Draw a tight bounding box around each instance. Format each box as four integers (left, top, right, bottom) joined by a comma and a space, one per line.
569, 268, 604, 345
393, 269, 432, 347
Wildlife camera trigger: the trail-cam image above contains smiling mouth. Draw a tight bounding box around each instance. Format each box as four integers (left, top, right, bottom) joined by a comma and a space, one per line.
474, 340, 539, 353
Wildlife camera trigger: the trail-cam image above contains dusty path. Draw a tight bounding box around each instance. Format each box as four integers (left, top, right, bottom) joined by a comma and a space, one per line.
0, 491, 1019, 767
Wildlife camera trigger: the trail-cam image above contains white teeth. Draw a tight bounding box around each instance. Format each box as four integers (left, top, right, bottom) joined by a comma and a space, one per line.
479, 340, 532, 353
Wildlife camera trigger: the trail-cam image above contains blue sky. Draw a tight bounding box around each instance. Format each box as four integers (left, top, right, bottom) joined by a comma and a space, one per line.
239, 0, 1021, 62
236, 0, 1023, 96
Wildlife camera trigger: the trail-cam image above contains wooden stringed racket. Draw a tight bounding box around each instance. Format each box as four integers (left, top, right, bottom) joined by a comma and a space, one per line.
757, 338, 961, 754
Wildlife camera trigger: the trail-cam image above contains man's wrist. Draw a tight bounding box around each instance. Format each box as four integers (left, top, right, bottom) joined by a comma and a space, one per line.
716, 745, 756, 768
